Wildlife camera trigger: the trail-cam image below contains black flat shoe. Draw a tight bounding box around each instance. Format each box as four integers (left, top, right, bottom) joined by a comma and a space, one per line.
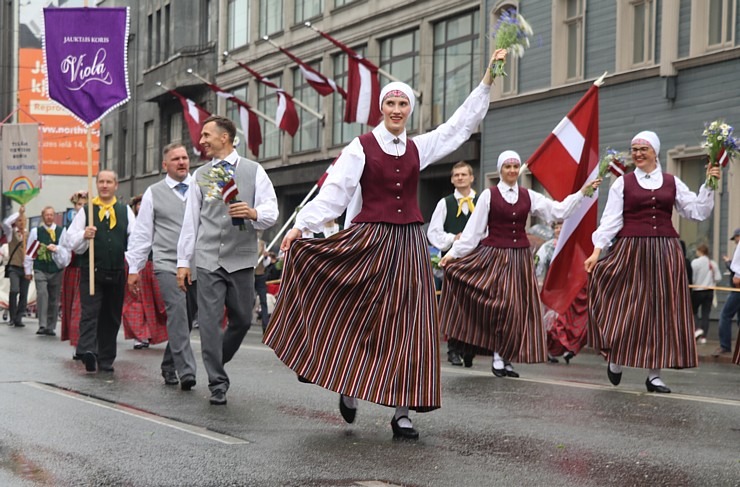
492, 364, 506, 377
209, 389, 227, 405
504, 369, 520, 378
645, 378, 671, 393
162, 370, 179, 386
180, 376, 196, 391
547, 354, 559, 364
339, 395, 357, 424
447, 352, 463, 366
82, 351, 97, 372
563, 351, 575, 365
463, 353, 474, 368
297, 374, 313, 384
391, 416, 418, 440
607, 366, 622, 386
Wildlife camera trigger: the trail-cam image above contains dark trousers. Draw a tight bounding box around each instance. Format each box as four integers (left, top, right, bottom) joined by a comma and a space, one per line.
76, 270, 126, 369
254, 274, 269, 331
7, 265, 29, 325
718, 291, 740, 352
691, 290, 714, 336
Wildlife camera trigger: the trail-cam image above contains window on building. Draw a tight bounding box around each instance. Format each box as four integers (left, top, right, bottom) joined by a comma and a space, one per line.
258, 77, 282, 159
292, 67, 321, 153
690, 0, 736, 55
104, 135, 113, 171
147, 14, 153, 67
260, 0, 283, 38
333, 51, 364, 146
616, 0, 655, 70
295, 0, 322, 23
334, 0, 358, 8
228, 0, 249, 49
155, 8, 162, 64
169, 111, 182, 144
491, 3, 519, 96
552, 0, 584, 83
226, 85, 249, 156
143, 121, 156, 173
120, 127, 129, 178
164, 4, 171, 59
380, 30, 419, 131
432, 10, 480, 126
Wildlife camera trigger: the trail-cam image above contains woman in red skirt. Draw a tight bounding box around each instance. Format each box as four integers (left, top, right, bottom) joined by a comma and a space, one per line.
60, 190, 87, 349
438, 151, 599, 377
264, 50, 508, 441
585, 131, 721, 393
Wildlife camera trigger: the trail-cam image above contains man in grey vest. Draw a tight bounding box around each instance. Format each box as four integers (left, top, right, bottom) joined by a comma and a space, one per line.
24, 206, 70, 336
177, 116, 278, 406
427, 161, 478, 367
127, 143, 198, 390
67, 170, 136, 373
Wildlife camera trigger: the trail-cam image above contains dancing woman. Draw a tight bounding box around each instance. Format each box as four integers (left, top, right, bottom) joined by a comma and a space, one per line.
585, 131, 720, 393
439, 151, 600, 377
264, 50, 507, 440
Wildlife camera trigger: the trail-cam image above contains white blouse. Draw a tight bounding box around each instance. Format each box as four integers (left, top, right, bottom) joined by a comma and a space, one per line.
295, 82, 493, 234
447, 182, 585, 259
592, 165, 715, 249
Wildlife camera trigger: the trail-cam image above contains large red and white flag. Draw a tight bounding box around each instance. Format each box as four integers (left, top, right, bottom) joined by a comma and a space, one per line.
202, 82, 262, 157
167, 90, 211, 159
315, 29, 382, 126
276, 45, 347, 98
526, 84, 600, 314
233, 61, 300, 136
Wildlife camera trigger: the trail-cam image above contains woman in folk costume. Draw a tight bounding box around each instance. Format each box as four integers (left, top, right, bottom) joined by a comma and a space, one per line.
264, 49, 507, 440
60, 190, 87, 350
122, 195, 168, 350
585, 131, 721, 393
438, 151, 600, 377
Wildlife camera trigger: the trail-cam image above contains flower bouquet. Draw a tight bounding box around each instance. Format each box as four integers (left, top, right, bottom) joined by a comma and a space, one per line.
584, 148, 629, 197
198, 164, 246, 230
490, 9, 533, 79
702, 120, 739, 190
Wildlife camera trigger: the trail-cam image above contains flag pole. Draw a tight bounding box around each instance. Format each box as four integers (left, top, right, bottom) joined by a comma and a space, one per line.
186, 69, 278, 126
83, 0, 95, 295
223, 52, 325, 121
303, 22, 422, 99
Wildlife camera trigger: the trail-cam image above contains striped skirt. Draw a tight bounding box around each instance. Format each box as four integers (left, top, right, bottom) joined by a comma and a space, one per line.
122, 261, 168, 345
588, 237, 697, 369
439, 246, 547, 363
263, 223, 440, 411
60, 265, 82, 346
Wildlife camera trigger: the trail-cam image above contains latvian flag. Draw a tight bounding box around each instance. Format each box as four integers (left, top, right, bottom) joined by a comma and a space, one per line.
27, 240, 41, 259
167, 90, 211, 159
315, 29, 382, 125
221, 178, 239, 203
233, 61, 300, 136
608, 157, 628, 177
276, 45, 347, 98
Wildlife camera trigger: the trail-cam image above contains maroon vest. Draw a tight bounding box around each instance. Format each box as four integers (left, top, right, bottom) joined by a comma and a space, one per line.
352, 132, 424, 225
481, 186, 531, 248
617, 172, 679, 238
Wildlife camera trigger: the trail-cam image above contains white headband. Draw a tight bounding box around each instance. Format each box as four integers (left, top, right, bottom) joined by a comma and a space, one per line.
497, 150, 521, 173
379, 82, 415, 115
631, 130, 660, 155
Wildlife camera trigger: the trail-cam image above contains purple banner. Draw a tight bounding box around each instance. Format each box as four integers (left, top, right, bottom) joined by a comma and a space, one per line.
43, 7, 130, 126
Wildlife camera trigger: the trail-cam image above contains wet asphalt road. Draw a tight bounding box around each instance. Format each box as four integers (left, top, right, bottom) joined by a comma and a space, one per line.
0, 320, 739, 487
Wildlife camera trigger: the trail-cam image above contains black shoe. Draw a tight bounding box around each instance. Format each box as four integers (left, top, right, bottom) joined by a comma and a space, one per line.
72, 353, 82, 361
99, 365, 114, 373
492, 364, 506, 377
645, 377, 671, 393
607, 366, 622, 386
463, 353, 474, 368
44, 329, 56, 337
180, 376, 196, 391
297, 374, 313, 384
339, 395, 357, 424
547, 354, 559, 364
36, 328, 47, 335
13, 321, 25, 328
162, 370, 179, 386
209, 390, 227, 405
563, 351, 575, 365
447, 352, 463, 366
504, 369, 520, 378
391, 416, 419, 440
82, 352, 97, 372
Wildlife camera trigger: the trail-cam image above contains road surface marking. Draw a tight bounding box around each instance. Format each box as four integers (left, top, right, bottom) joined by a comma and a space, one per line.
22, 382, 248, 445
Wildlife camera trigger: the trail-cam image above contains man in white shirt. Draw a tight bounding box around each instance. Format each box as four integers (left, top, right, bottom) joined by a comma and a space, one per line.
25, 206, 70, 336
177, 116, 278, 406
127, 143, 198, 390
427, 161, 477, 367
716, 228, 740, 356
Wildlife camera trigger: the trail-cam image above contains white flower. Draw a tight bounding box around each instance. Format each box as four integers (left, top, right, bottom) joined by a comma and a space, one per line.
517, 14, 534, 36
